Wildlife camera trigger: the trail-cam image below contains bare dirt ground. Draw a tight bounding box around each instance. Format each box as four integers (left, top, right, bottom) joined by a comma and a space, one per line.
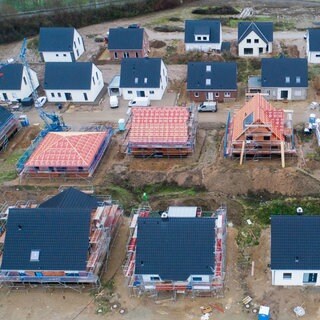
2, 1, 320, 320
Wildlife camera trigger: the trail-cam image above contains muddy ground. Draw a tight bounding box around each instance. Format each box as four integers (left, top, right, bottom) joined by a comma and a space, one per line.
2, 0, 320, 319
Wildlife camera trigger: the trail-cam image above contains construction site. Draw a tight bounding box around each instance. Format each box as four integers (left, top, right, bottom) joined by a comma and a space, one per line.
123, 202, 227, 299
225, 94, 296, 167
0, 106, 20, 151
0, 187, 123, 287
123, 106, 197, 157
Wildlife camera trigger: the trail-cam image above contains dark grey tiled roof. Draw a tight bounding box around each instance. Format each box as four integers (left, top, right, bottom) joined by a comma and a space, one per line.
135, 217, 215, 281
39, 27, 75, 52
308, 28, 320, 51
185, 20, 221, 44
108, 27, 144, 50
44, 62, 93, 90
1, 208, 91, 271
0, 63, 23, 90
39, 187, 98, 209
187, 61, 237, 90
271, 215, 320, 270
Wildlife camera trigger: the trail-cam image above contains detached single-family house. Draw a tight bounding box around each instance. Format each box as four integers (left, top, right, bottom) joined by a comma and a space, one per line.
120, 58, 168, 100
44, 62, 104, 103
187, 62, 237, 102
260, 57, 308, 100
271, 215, 320, 286
306, 28, 320, 64
238, 22, 273, 57
185, 20, 222, 52
0, 63, 39, 102
0, 187, 123, 285
38, 27, 85, 62
108, 27, 149, 60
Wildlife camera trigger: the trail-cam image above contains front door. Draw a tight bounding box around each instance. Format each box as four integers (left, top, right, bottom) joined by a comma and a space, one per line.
280, 90, 288, 99
303, 273, 318, 283
207, 92, 214, 100
136, 91, 145, 97
3, 93, 8, 100
65, 92, 72, 101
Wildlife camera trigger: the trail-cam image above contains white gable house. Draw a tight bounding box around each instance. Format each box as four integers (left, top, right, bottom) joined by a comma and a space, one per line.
44, 62, 104, 103
238, 22, 273, 57
39, 27, 85, 63
120, 58, 167, 100
0, 63, 39, 102
306, 29, 320, 64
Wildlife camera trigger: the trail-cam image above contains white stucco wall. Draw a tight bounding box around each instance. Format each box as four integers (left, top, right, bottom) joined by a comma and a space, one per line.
238, 31, 272, 57
307, 51, 320, 64
261, 87, 307, 100
272, 270, 320, 286
72, 29, 85, 60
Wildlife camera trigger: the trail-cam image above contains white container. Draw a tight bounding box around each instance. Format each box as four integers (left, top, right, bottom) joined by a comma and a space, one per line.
118, 118, 125, 131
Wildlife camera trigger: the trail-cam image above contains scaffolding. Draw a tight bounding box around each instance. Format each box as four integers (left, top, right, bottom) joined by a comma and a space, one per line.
123, 205, 227, 298
0, 109, 20, 151
123, 106, 198, 158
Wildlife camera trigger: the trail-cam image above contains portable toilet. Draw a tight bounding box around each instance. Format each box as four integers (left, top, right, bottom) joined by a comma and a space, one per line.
258, 306, 270, 320
18, 115, 29, 127
118, 118, 125, 131
310, 113, 316, 128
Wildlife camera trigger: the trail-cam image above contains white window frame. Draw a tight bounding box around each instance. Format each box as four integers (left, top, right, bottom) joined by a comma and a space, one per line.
206, 78, 211, 86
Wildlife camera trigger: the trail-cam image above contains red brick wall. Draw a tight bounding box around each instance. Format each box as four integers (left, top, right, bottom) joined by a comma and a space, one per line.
188, 90, 237, 103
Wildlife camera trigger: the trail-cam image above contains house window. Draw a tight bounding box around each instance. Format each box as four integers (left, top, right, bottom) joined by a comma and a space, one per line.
254, 39, 259, 43
285, 76, 290, 83
303, 273, 318, 283
144, 77, 148, 84
74, 41, 76, 48
96, 72, 99, 80
92, 77, 95, 85
83, 93, 88, 101
264, 136, 270, 141
296, 76, 301, 84
56, 54, 59, 57
224, 92, 231, 97
136, 52, 139, 58
196, 36, 202, 41
124, 52, 129, 58
244, 48, 253, 55
23, 76, 27, 85
63, 54, 67, 57
206, 65, 211, 72
316, 54, 320, 57
192, 277, 202, 281
58, 93, 61, 98
150, 276, 160, 281
128, 90, 133, 94
51, 92, 55, 98
215, 92, 219, 97
283, 273, 292, 279
149, 90, 154, 94
194, 92, 199, 98
30, 250, 40, 262
134, 77, 138, 84
114, 52, 118, 59
206, 79, 211, 86
246, 39, 251, 43
203, 36, 208, 41
78, 37, 81, 45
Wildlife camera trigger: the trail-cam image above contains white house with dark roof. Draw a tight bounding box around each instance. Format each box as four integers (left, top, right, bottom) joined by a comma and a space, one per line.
184, 20, 222, 52
120, 58, 167, 100
306, 28, 320, 64
238, 22, 273, 57
38, 27, 85, 62
44, 62, 104, 103
271, 215, 320, 286
0, 63, 39, 102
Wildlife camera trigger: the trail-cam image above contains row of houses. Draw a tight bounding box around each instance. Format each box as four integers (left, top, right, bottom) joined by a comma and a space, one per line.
0, 188, 318, 290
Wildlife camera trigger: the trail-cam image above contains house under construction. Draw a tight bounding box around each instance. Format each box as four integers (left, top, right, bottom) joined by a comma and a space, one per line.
0, 187, 122, 287
123, 204, 227, 298
225, 94, 296, 166
0, 106, 20, 151
123, 106, 197, 157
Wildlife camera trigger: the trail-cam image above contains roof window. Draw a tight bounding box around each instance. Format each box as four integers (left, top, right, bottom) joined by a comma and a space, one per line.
30, 250, 40, 262
206, 65, 211, 72
134, 77, 138, 84
206, 78, 211, 86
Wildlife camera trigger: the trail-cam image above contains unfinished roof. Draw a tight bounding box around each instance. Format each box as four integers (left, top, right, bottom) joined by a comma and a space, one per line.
25, 131, 108, 168
128, 107, 190, 144
231, 94, 285, 142
135, 217, 215, 281
1, 208, 91, 270
39, 187, 98, 209
271, 215, 320, 270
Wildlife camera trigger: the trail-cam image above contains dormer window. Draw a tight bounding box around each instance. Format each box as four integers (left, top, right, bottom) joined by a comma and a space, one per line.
206, 79, 211, 86
206, 65, 211, 72
195, 35, 209, 42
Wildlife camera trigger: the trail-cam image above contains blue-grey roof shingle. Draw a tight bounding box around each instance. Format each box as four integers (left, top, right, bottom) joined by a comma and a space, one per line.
185, 20, 221, 44
1, 208, 91, 271
261, 57, 308, 88
238, 22, 273, 44
39, 187, 99, 209
120, 58, 162, 88
271, 215, 320, 270
108, 27, 145, 50
0, 63, 23, 90
308, 28, 320, 51
38, 27, 75, 52
44, 62, 93, 90
187, 61, 237, 90
135, 217, 215, 281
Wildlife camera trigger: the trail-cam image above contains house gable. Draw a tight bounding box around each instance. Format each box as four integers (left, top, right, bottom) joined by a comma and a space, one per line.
238, 22, 273, 44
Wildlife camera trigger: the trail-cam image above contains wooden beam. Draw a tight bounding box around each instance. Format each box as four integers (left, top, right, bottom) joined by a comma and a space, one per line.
240, 141, 245, 165
281, 141, 285, 168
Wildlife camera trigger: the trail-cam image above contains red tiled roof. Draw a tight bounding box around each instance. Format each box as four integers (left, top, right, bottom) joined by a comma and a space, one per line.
231, 95, 285, 141
26, 131, 108, 168
129, 107, 190, 144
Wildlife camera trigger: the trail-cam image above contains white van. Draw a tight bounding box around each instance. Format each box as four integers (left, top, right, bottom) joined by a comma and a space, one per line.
109, 95, 119, 108
128, 97, 150, 107
198, 101, 217, 112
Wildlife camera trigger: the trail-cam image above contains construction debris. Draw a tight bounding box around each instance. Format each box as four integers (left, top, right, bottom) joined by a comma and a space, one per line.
293, 306, 306, 317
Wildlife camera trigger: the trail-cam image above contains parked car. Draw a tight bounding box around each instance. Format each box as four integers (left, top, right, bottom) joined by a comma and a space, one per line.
35, 96, 47, 108
198, 101, 217, 112
128, 97, 150, 107
109, 95, 119, 108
